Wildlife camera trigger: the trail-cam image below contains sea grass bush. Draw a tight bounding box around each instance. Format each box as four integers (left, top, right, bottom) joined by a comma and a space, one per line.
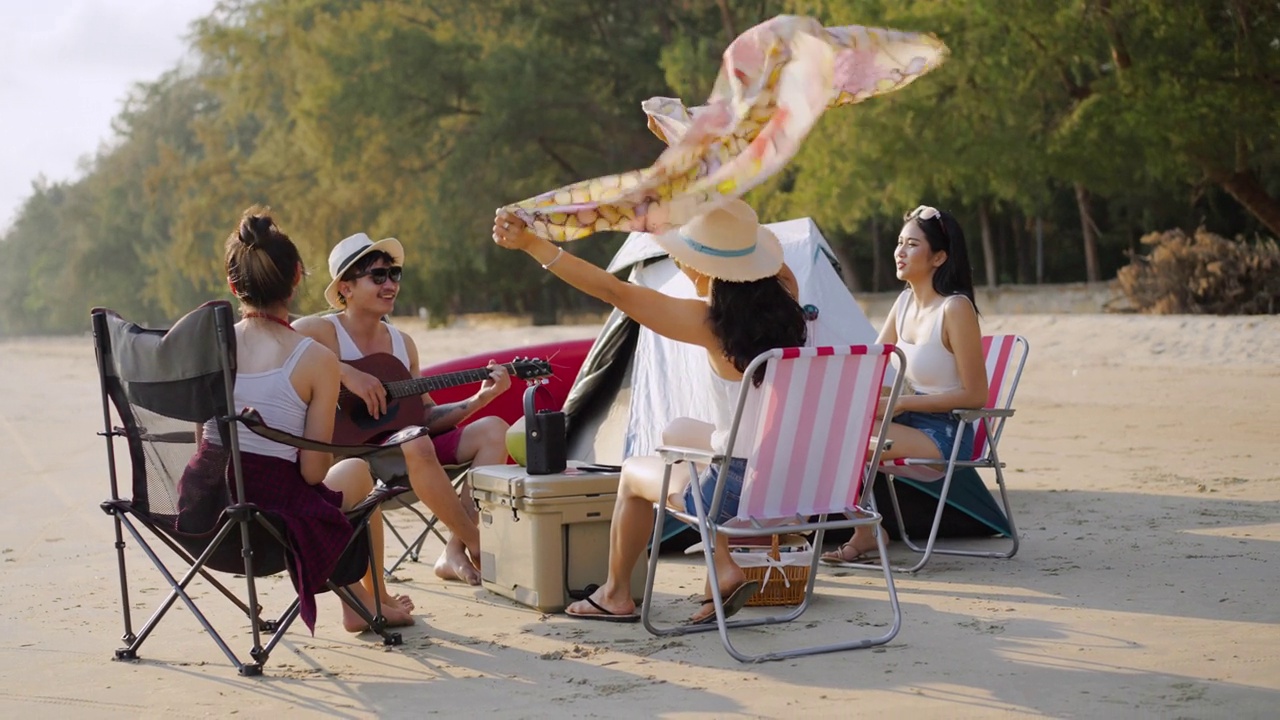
1115, 228, 1280, 314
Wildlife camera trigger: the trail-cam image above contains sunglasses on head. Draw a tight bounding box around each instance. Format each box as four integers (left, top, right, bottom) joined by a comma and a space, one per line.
351, 266, 403, 284
904, 205, 949, 239
905, 205, 941, 222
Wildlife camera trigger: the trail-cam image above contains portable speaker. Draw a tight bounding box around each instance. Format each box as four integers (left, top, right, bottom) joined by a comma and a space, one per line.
523, 384, 566, 475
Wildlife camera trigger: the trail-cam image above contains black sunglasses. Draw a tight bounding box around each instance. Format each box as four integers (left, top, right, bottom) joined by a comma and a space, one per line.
351, 266, 403, 284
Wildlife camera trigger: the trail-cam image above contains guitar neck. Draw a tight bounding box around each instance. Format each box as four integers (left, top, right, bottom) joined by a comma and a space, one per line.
384, 363, 515, 400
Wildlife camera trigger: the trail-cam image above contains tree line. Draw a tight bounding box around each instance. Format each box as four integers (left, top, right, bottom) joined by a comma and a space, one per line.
1, 0, 1276, 335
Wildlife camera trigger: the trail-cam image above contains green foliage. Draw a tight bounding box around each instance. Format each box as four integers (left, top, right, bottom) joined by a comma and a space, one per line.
1, 0, 1278, 335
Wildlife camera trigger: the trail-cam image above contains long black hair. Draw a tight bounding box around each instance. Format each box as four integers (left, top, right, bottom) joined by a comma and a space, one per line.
707, 275, 808, 386
914, 209, 979, 313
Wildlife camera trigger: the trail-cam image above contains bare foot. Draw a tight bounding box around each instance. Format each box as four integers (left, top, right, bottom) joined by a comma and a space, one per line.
434, 539, 482, 585
379, 593, 415, 614
341, 585, 416, 632
342, 605, 415, 633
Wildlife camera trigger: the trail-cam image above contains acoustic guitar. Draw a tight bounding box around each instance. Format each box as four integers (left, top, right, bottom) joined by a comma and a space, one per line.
332, 353, 552, 445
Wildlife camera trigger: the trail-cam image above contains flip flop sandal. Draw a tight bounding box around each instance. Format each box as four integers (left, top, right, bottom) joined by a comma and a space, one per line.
819, 547, 881, 568
565, 594, 641, 623
689, 579, 762, 626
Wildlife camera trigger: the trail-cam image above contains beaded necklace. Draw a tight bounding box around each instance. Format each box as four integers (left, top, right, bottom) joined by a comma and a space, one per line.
243, 311, 294, 331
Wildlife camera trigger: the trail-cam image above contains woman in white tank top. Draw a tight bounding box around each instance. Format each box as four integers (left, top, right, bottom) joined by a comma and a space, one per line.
822, 205, 989, 565
180, 207, 414, 633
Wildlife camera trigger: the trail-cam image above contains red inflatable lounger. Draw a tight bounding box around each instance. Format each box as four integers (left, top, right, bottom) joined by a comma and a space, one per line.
417, 338, 594, 427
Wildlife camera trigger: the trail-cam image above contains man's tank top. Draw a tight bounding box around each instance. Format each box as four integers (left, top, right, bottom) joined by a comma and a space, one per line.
324, 314, 410, 369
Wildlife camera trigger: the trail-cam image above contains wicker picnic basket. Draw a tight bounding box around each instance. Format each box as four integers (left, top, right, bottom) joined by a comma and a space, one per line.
741, 535, 811, 607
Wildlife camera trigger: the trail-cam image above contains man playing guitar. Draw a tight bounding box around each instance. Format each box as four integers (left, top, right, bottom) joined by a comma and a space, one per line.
295, 232, 511, 585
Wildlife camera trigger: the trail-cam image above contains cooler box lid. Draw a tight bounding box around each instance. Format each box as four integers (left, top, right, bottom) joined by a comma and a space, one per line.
471, 462, 622, 500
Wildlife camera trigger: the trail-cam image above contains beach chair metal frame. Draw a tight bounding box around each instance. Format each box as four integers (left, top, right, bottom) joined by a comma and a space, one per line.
640, 345, 905, 663
876, 334, 1029, 573
92, 301, 420, 676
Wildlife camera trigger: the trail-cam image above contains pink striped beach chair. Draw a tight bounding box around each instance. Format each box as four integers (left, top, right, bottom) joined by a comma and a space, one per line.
639, 345, 905, 662
877, 334, 1029, 573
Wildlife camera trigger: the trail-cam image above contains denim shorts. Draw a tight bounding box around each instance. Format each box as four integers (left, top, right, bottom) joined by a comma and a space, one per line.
682, 457, 746, 524
898, 411, 975, 460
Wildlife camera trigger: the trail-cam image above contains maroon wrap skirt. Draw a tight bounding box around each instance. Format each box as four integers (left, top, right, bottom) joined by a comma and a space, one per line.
179, 441, 353, 633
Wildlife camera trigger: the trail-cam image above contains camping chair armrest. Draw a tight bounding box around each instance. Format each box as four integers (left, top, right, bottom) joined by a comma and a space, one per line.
955, 407, 1015, 423
346, 482, 413, 517
234, 409, 431, 459
145, 430, 198, 444
882, 457, 940, 468
656, 444, 721, 465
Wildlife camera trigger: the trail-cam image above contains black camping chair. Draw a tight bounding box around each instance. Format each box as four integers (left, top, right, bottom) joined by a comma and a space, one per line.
92, 300, 426, 676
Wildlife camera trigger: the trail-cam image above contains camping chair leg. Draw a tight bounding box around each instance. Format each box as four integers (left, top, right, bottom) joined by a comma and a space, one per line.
255, 598, 303, 664
143, 520, 270, 623
983, 442, 1019, 559
383, 503, 445, 578
382, 513, 412, 575
103, 509, 137, 651
892, 465, 956, 573
144, 515, 285, 630
234, 510, 269, 662
737, 517, 900, 662
890, 426, 969, 573
643, 511, 903, 662
641, 465, 786, 640
639, 464, 824, 662
919, 424, 1018, 560
113, 514, 252, 671
638, 511, 801, 641
892, 422, 1019, 569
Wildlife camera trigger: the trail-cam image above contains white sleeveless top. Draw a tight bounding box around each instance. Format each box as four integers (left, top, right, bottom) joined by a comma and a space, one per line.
707, 363, 763, 457
325, 314, 409, 369
895, 290, 966, 395
204, 337, 314, 461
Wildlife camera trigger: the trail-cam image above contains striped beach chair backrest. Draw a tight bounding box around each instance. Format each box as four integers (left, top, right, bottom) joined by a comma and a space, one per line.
973, 334, 1028, 461
726, 345, 893, 523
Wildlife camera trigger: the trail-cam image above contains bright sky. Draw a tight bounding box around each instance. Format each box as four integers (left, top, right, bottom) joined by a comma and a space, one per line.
0, 0, 216, 232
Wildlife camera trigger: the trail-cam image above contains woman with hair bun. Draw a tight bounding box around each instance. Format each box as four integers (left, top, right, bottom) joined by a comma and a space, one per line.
182, 206, 414, 633
821, 205, 988, 566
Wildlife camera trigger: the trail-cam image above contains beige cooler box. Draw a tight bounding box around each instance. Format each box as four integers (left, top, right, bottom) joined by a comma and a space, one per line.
472, 463, 646, 612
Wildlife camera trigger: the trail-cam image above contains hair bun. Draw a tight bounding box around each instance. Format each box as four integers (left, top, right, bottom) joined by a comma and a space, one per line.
238, 213, 275, 247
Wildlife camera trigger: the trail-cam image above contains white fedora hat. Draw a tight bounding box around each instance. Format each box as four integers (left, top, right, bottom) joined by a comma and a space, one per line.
652, 198, 783, 282
324, 232, 405, 309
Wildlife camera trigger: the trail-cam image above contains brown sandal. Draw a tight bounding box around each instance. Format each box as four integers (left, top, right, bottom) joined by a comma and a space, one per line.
819, 543, 880, 567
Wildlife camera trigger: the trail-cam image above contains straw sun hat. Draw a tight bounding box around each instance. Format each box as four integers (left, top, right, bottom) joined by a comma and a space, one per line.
652, 198, 783, 282
324, 232, 405, 309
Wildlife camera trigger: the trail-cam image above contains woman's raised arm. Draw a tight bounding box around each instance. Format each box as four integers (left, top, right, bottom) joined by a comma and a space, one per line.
493, 212, 715, 350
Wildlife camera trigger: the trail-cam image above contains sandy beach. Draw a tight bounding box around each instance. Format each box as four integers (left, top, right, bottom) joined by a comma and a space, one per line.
1, 312, 1277, 719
